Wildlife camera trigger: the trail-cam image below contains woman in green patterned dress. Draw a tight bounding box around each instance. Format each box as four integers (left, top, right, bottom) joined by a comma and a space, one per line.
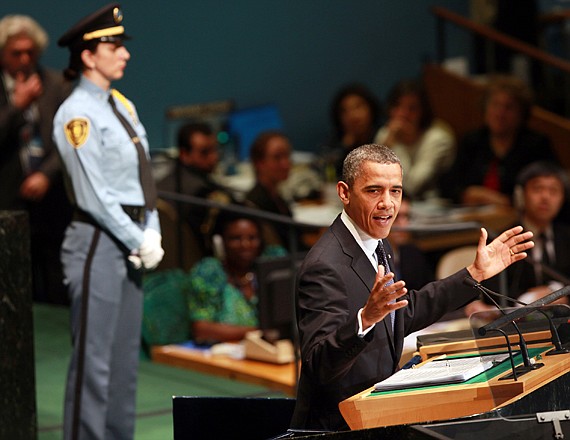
187, 213, 286, 343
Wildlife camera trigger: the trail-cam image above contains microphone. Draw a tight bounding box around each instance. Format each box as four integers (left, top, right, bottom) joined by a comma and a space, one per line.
466, 279, 569, 356
463, 277, 544, 379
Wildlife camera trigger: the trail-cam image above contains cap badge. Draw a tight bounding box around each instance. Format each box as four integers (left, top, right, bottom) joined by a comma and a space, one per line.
113, 7, 123, 24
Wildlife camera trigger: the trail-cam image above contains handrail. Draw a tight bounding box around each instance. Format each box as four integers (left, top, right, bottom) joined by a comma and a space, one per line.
431, 6, 570, 75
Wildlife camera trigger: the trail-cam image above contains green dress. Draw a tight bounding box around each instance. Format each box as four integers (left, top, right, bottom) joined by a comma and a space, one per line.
187, 246, 287, 329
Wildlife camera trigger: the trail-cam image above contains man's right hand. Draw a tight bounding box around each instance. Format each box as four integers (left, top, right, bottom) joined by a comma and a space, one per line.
361, 266, 408, 330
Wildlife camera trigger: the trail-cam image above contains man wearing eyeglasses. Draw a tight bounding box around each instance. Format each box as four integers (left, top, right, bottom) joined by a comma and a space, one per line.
0, 14, 72, 303
158, 121, 235, 256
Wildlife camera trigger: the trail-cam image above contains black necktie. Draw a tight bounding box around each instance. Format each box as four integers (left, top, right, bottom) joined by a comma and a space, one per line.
108, 94, 157, 210
538, 233, 552, 285
376, 240, 395, 330
540, 233, 551, 267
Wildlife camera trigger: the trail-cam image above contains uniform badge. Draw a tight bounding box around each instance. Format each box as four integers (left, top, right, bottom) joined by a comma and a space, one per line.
64, 118, 90, 148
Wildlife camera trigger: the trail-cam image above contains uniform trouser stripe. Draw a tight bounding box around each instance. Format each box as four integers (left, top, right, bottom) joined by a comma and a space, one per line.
71, 227, 101, 440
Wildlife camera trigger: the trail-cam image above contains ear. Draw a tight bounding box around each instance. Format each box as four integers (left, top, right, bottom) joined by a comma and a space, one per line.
80, 49, 96, 70
337, 181, 350, 205
178, 149, 191, 165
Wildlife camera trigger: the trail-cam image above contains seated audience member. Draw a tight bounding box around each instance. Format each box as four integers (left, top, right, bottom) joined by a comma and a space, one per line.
157, 121, 235, 255
442, 74, 558, 206
323, 83, 381, 180
374, 79, 455, 201
465, 161, 570, 316
389, 197, 434, 290
187, 212, 286, 343
245, 130, 296, 250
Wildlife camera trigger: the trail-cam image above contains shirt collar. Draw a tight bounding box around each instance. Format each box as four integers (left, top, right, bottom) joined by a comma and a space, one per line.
79, 75, 112, 102
341, 210, 382, 265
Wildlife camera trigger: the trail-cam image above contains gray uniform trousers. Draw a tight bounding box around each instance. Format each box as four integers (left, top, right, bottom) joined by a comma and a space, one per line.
61, 221, 143, 440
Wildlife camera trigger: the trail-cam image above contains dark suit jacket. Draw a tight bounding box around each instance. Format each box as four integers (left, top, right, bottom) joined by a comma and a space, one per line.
290, 215, 479, 431
441, 126, 557, 204
245, 182, 299, 251
157, 163, 234, 255
0, 66, 72, 209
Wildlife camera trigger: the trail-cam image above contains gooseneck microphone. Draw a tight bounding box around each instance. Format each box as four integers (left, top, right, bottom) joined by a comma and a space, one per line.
463, 277, 544, 379
465, 278, 569, 356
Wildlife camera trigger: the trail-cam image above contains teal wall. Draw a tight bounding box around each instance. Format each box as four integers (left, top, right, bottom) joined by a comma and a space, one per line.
1, 1, 469, 152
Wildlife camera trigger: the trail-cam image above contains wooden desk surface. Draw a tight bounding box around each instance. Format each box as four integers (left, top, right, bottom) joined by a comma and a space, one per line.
339, 335, 570, 430
151, 345, 299, 396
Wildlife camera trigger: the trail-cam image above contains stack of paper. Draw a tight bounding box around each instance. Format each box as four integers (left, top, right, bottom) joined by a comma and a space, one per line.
374, 353, 511, 392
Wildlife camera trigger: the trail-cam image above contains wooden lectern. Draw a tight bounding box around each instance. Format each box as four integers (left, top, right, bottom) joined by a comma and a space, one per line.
339, 330, 570, 430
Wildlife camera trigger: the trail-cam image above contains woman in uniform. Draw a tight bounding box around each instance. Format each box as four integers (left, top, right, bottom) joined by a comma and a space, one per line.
53, 4, 164, 439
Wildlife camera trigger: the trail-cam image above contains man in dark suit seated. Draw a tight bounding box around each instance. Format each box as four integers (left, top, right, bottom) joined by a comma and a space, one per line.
157, 121, 235, 256
465, 161, 570, 316
290, 143, 534, 432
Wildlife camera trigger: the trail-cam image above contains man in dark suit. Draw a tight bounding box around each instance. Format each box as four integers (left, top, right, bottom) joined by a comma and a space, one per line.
290, 144, 534, 431
157, 121, 234, 256
0, 14, 72, 303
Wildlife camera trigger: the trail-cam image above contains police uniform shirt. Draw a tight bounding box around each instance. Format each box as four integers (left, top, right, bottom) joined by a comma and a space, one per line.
53, 75, 159, 251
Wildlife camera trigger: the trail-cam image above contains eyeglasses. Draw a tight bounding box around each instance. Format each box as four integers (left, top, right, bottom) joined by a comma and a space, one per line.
196, 146, 218, 157
8, 48, 37, 58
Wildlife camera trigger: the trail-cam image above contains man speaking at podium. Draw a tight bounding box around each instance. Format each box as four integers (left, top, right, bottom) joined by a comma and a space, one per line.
290, 144, 534, 432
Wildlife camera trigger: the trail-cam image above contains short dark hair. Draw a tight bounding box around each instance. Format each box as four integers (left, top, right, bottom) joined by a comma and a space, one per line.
330, 83, 380, 139
342, 144, 401, 187
249, 130, 288, 163
385, 79, 433, 130
176, 122, 214, 153
517, 161, 569, 197
213, 208, 266, 252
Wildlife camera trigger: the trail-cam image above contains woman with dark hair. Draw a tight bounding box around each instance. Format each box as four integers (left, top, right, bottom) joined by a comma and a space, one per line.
374, 79, 455, 200
443, 74, 558, 206
326, 83, 381, 179
187, 212, 286, 343
53, 4, 163, 439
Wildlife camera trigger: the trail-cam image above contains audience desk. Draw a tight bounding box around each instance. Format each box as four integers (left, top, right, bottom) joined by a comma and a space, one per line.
151, 344, 298, 396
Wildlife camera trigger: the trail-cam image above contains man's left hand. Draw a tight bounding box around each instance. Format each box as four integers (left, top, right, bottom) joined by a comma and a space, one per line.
467, 226, 534, 282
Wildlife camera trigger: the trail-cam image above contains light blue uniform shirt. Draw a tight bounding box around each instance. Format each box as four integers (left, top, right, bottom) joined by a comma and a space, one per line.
53, 76, 160, 251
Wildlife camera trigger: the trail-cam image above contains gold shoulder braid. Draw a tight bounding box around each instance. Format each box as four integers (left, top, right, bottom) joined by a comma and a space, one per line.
111, 89, 138, 125
64, 117, 90, 148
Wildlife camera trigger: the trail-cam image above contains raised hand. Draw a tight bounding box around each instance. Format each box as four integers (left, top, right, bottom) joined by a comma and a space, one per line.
467, 226, 534, 283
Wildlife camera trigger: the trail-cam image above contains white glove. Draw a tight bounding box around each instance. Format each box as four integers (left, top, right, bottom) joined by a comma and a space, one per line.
138, 229, 164, 270
128, 254, 143, 270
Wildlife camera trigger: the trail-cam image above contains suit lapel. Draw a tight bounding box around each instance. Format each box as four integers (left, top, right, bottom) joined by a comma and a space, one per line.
331, 218, 398, 358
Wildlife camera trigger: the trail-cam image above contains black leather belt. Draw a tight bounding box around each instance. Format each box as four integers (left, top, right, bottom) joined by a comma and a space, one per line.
72, 209, 97, 226
73, 205, 146, 225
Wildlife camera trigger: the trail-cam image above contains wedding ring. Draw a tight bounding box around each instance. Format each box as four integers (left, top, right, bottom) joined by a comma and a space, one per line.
509, 249, 515, 256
